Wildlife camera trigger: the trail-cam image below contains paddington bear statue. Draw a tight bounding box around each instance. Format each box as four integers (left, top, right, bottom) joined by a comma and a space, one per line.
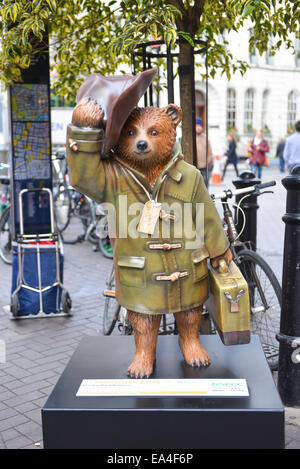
66, 68, 232, 378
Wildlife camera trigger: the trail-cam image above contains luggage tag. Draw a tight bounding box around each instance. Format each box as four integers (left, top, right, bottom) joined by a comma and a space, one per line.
137, 200, 162, 235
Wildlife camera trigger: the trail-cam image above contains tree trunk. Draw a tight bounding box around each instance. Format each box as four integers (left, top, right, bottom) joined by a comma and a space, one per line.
178, 40, 196, 166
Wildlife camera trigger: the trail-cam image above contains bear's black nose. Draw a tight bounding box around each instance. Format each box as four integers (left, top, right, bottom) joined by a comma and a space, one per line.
136, 140, 148, 151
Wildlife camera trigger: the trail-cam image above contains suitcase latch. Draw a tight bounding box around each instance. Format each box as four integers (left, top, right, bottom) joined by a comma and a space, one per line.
224, 289, 245, 313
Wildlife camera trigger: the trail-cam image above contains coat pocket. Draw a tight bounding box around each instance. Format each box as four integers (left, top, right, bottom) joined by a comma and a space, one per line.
117, 256, 146, 288
191, 247, 209, 282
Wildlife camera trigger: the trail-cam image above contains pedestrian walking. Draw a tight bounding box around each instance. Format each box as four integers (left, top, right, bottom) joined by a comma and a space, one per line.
222, 133, 239, 180
276, 138, 286, 173
195, 117, 213, 187
283, 121, 300, 174
249, 130, 269, 179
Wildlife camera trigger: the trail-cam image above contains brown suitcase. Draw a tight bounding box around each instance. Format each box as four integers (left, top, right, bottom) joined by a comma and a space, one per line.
205, 259, 251, 346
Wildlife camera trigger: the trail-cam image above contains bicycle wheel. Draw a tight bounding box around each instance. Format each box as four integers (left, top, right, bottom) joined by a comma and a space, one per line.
98, 236, 114, 259
237, 249, 282, 370
54, 188, 86, 244
103, 268, 120, 335
0, 206, 12, 265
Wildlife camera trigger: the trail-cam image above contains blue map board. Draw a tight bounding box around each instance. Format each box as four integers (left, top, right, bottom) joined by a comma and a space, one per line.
10, 83, 52, 236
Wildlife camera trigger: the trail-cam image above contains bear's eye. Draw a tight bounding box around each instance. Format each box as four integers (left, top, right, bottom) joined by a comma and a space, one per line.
127, 129, 135, 136
150, 129, 158, 136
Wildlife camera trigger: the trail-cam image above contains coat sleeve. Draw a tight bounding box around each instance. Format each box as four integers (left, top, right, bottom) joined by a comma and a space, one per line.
259, 140, 269, 153
193, 171, 230, 259
66, 124, 107, 203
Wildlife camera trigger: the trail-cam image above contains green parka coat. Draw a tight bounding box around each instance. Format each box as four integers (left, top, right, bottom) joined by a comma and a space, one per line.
66, 124, 229, 315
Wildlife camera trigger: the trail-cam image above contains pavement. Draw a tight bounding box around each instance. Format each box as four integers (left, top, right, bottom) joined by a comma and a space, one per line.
0, 163, 299, 450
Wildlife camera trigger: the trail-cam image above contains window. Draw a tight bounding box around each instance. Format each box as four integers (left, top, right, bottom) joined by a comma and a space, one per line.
244, 89, 254, 132
261, 90, 270, 132
287, 90, 297, 132
226, 88, 236, 131
295, 37, 300, 67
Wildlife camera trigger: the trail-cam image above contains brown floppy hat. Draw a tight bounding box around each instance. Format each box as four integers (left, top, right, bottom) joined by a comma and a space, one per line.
76, 68, 157, 155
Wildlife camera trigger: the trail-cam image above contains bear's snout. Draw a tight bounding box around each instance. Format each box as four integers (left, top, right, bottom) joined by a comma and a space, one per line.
136, 140, 148, 152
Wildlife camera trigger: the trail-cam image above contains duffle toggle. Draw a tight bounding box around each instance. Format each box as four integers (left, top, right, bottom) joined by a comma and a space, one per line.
149, 243, 181, 251
156, 271, 188, 282
224, 289, 245, 313
68, 138, 78, 152
160, 209, 175, 221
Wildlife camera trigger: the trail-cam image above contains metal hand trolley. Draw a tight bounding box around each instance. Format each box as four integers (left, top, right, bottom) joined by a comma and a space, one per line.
11, 188, 72, 318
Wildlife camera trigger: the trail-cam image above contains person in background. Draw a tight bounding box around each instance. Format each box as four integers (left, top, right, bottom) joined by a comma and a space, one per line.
283, 121, 300, 174
276, 138, 286, 173
195, 117, 213, 187
222, 133, 239, 180
249, 130, 269, 179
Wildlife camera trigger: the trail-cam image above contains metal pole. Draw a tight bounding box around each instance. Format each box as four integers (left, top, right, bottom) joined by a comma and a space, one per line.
166, 45, 174, 104
191, 46, 197, 168
277, 165, 300, 407
232, 170, 261, 251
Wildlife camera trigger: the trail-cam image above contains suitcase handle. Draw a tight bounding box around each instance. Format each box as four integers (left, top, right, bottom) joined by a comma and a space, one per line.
217, 259, 229, 274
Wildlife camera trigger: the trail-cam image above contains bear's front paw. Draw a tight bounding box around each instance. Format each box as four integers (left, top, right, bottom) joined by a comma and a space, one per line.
211, 248, 233, 270
71, 97, 104, 128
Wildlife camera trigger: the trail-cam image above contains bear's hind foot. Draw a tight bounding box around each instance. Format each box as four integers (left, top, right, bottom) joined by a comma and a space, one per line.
178, 336, 211, 368
127, 354, 156, 379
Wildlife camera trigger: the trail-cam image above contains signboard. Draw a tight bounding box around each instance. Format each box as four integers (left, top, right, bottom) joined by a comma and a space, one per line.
9, 36, 52, 237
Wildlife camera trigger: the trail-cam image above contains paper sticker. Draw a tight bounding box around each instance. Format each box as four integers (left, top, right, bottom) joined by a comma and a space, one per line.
137, 200, 162, 235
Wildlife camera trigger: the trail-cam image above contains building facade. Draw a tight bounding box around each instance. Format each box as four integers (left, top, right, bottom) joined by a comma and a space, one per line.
195, 27, 300, 159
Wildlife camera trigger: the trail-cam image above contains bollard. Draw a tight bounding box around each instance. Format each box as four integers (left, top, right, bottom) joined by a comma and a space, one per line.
277, 165, 300, 407
232, 170, 261, 250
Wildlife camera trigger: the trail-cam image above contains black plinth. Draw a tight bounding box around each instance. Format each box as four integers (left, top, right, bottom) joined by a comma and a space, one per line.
42, 335, 284, 449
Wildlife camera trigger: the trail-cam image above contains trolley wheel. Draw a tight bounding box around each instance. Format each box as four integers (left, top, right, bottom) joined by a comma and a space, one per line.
11, 293, 19, 318
62, 290, 72, 315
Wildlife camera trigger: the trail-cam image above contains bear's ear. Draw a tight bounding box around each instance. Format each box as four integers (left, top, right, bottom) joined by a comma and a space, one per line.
162, 104, 182, 127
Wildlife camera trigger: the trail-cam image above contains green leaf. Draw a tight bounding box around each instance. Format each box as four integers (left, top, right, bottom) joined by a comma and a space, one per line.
46, 0, 57, 13
178, 31, 195, 47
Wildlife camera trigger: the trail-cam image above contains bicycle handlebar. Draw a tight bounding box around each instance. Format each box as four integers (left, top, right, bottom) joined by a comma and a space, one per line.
211, 180, 276, 200
256, 181, 276, 190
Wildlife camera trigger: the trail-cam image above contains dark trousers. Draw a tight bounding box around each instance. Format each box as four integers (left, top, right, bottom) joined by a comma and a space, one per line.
222, 161, 239, 180
199, 168, 212, 188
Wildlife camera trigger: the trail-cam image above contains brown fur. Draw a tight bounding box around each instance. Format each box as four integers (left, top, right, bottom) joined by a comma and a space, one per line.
114, 106, 180, 186
72, 97, 104, 128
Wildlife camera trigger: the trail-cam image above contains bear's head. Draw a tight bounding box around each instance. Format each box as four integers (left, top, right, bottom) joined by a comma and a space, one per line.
114, 104, 182, 183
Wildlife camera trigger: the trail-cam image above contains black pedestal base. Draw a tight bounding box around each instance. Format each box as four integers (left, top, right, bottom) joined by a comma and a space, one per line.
42, 335, 284, 449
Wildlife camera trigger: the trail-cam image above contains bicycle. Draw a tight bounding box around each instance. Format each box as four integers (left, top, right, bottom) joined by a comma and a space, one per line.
0, 163, 12, 265
54, 187, 113, 257
211, 180, 282, 370
51, 149, 113, 258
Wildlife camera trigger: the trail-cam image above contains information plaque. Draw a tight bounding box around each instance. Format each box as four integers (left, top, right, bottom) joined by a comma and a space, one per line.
76, 378, 249, 397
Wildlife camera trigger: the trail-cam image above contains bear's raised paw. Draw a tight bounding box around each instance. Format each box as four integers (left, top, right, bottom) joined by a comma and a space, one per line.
72, 97, 104, 129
